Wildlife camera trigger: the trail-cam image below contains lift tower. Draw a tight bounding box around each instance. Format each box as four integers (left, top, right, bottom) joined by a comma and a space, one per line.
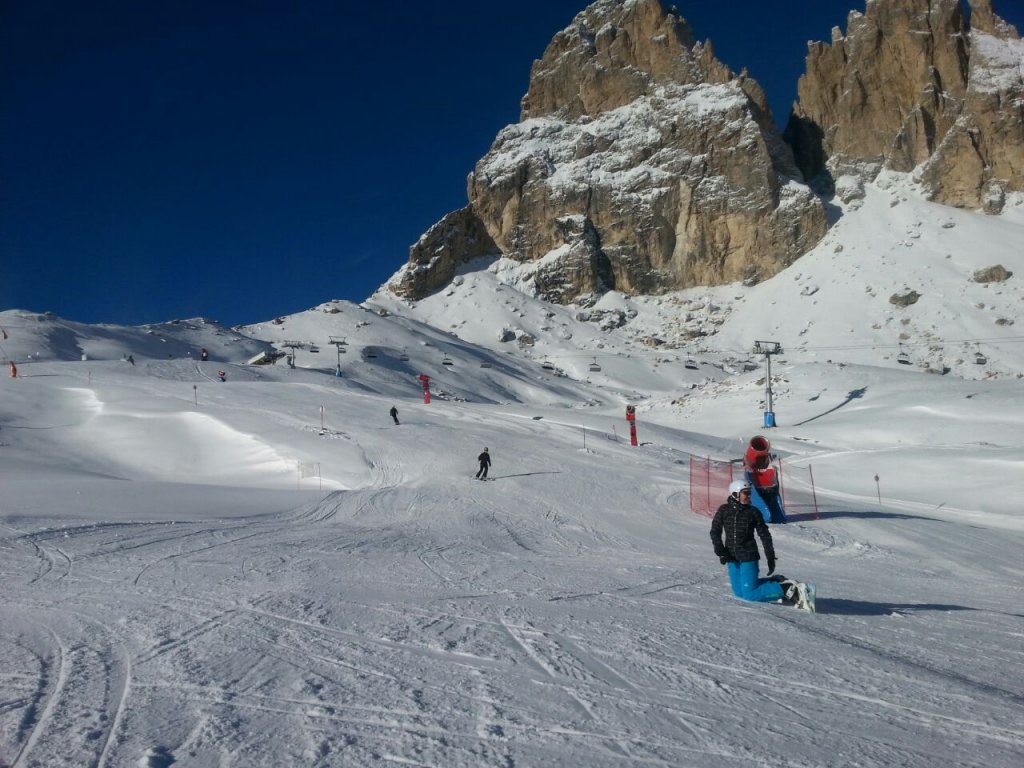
752, 340, 783, 428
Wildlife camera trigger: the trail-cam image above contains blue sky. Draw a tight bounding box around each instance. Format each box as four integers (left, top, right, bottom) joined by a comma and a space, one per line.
4, 1, 1022, 326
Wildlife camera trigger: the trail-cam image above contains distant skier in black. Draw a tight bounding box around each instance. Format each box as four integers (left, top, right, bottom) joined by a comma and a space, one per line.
390, 405, 399, 425
475, 448, 491, 480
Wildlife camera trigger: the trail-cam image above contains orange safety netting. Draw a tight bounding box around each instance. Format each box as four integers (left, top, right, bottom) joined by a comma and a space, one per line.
689, 455, 735, 517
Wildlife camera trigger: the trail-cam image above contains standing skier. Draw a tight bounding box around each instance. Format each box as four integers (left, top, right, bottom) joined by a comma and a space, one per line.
475, 448, 491, 480
390, 405, 400, 425
711, 480, 811, 609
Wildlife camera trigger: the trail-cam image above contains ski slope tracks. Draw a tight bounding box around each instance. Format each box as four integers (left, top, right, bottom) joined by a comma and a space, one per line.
1, 177, 1023, 766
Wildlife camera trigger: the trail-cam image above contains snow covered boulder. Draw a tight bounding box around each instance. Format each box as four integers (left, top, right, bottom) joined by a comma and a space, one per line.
834, 175, 866, 204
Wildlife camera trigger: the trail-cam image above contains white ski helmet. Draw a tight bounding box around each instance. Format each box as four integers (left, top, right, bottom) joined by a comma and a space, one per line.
729, 479, 751, 496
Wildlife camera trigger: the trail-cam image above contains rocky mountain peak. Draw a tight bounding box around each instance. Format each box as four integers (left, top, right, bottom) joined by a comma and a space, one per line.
786, 0, 1023, 210
391, 0, 825, 304
390, 0, 1021, 307
519, 0, 713, 120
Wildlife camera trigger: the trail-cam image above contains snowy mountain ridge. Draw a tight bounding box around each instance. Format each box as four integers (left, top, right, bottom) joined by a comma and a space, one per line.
378, 176, 1024, 382
4, 176, 1023, 392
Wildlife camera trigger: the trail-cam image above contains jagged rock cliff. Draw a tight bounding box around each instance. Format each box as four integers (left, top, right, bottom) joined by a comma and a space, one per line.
392, 0, 826, 303
786, 0, 1023, 211
392, 0, 1022, 305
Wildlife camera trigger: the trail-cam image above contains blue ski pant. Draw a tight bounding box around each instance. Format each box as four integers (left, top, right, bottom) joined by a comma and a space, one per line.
726, 560, 784, 603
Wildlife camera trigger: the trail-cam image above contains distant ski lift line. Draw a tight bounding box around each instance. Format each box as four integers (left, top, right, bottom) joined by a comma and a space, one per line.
646, 336, 1024, 359
505, 336, 1023, 366
545, 336, 1023, 365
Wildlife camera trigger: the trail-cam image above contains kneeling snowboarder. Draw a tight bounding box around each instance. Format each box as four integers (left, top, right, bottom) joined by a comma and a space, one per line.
711, 480, 814, 611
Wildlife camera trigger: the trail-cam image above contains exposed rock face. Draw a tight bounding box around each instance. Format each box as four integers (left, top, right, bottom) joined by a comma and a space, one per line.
390, 207, 498, 300
786, 0, 1023, 210
392, 0, 826, 303
890, 290, 922, 307
972, 264, 1013, 283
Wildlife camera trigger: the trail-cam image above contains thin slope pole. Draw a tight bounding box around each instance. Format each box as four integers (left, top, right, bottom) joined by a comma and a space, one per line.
808, 464, 820, 519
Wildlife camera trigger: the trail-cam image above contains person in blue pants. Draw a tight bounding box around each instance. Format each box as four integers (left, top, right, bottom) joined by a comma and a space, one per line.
711, 479, 798, 604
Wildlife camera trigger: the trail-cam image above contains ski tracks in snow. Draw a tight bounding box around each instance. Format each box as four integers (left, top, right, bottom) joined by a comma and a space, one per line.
3, 472, 1022, 764
0, 606, 131, 768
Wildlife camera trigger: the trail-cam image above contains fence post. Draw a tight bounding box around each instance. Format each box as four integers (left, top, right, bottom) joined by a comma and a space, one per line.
808, 463, 820, 518
776, 455, 785, 506
705, 456, 711, 513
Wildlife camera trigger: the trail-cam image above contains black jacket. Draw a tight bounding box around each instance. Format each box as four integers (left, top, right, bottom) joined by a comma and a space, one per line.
710, 496, 776, 564
478, 451, 491, 466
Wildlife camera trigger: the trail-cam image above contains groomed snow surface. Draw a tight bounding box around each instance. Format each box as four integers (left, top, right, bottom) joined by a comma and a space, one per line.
2, 180, 1024, 766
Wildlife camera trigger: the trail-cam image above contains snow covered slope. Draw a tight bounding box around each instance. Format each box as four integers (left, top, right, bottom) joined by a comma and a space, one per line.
1, 178, 1023, 766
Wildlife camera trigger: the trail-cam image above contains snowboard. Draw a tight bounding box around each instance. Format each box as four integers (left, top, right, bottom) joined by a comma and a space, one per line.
774, 576, 816, 613
798, 582, 816, 613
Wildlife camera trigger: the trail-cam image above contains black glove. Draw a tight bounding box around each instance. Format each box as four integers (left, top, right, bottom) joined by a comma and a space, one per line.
766, 556, 776, 576
719, 555, 734, 565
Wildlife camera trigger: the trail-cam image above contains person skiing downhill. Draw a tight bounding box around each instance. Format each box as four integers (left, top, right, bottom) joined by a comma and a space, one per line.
390, 406, 399, 425
475, 448, 491, 480
711, 479, 812, 609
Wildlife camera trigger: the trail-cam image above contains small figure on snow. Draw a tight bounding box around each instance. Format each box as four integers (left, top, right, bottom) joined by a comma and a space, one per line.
9, 361, 16, 378
475, 447, 491, 480
201, 348, 209, 361
217, 370, 226, 382
390, 405, 400, 425
710, 480, 813, 611
127, 354, 135, 366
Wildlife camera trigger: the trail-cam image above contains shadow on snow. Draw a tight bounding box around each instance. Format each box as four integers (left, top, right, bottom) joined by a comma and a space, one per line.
817, 598, 976, 616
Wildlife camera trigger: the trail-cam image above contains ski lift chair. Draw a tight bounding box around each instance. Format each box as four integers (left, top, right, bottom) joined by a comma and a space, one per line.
480, 361, 492, 369
399, 350, 410, 362
363, 350, 377, 359
896, 344, 911, 365
684, 357, 698, 370
309, 345, 320, 353
442, 355, 454, 367
589, 358, 602, 372
541, 359, 555, 371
